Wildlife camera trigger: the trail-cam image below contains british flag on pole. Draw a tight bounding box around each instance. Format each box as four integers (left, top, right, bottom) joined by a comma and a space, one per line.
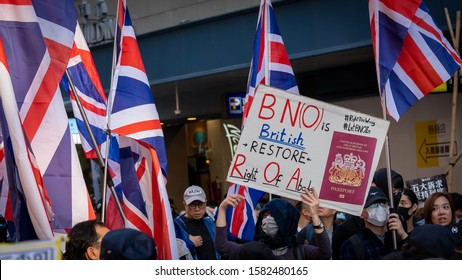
227, 0, 299, 241
369, 0, 462, 121
0, 36, 54, 240
104, 0, 177, 259
0, 0, 95, 238
64, 24, 114, 160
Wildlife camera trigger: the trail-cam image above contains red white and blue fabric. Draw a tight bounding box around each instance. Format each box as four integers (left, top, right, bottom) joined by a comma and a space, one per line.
60, 7, 176, 260
104, 0, 177, 259
0, 0, 95, 239
63, 24, 118, 161
109, 0, 167, 177
227, 0, 300, 241
62, 24, 124, 211
60, 22, 131, 235
62, 24, 124, 236
369, 0, 462, 121
0, 36, 54, 240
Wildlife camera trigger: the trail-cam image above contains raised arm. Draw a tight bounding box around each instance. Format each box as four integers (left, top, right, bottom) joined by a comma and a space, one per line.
214, 194, 245, 258
300, 187, 332, 259
216, 194, 245, 227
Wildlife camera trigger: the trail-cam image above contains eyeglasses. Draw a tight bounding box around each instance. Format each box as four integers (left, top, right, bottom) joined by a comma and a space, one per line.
188, 202, 206, 210
368, 202, 388, 208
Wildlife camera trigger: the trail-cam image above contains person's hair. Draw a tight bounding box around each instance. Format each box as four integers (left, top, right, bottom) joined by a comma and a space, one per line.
64, 220, 105, 260
402, 188, 418, 206
423, 192, 456, 224
449, 192, 462, 211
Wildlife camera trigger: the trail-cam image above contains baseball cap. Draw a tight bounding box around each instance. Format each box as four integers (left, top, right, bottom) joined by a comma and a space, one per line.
100, 228, 157, 260
183, 185, 206, 205
364, 186, 389, 208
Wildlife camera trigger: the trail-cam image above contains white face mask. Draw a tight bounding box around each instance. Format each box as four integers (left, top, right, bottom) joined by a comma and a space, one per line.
366, 203, 389, 226
261, 215, 278, 237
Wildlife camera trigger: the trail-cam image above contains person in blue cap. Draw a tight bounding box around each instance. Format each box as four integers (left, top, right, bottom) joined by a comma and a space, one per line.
339, 186, 393, 259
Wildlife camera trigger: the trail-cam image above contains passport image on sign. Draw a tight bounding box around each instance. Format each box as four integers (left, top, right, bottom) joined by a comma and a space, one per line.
319, 131, 377, 205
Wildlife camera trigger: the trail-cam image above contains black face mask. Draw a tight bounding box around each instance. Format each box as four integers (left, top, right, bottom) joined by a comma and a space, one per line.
396, 206, 413, 233
396, 206, 412, 222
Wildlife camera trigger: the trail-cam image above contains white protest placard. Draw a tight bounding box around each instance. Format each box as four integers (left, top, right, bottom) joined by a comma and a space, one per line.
227, 85, 390, 216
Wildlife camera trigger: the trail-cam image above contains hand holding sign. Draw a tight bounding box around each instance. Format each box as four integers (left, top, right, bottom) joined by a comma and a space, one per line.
301, 187, 320, 217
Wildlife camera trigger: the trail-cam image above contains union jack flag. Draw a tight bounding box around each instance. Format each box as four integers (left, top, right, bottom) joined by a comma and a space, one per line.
369, 0, 462, 121
0, 0, 95, 238
109, 0, 167, 177
62, 23, 123, 227
64, 24, 113, 160
0, 36, 54, 240
227, 0, 299, 241
105, 0, 177, 259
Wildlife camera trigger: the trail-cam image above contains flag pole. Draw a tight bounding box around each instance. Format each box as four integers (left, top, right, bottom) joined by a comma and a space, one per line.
264, 0, 272, 201
264, 0, 270, 82
380, 93, 397, 250
64, 70, 126, 223
100, 0, 124, 225
444, 8, 460, 192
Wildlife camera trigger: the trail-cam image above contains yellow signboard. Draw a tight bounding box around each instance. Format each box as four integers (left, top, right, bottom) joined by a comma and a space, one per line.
416, 120, 452, 168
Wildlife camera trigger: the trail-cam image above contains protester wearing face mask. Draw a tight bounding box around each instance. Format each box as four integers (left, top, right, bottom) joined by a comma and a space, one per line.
339, 186, 393, 259
387, 188, 419, 245
214, 188, 331, 260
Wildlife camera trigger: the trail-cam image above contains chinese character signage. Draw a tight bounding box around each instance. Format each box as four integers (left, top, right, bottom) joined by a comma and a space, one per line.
406, 174, 448, 206
415, 120, 457, 168
227, 85, 390, 216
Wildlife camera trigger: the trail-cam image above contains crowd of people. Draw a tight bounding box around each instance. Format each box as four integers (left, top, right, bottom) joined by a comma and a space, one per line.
57, 168, 462, 260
